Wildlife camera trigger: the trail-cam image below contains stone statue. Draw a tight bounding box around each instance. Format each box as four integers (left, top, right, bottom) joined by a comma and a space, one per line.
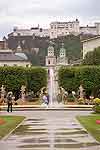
57, 87, 66, 103
20, 85, 26, 101
79, 85, 84, 98
1, 85, 6, 100
40, 87, 47, 99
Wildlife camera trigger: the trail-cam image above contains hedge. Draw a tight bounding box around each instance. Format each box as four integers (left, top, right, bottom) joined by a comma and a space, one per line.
0, 66, 47, 94
58, 66, 100, 97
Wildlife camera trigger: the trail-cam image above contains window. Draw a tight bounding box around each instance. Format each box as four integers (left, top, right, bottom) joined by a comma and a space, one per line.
40, 28, 43, 32
70, 24, 72, 28
51, 25, 53, 29
18, 33, 21, 36
48, 60, 50, 64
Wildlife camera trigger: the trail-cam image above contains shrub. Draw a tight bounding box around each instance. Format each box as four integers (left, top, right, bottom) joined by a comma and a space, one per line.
58, 66, 100, 97
93, 98, 100, 105
92, 105, 100, 113
0, 66, 47, 94
77, 98, 84, 104
67, 93, 75, 102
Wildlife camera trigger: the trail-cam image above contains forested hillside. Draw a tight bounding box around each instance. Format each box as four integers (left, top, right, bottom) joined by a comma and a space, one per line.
8, 34, 82, 66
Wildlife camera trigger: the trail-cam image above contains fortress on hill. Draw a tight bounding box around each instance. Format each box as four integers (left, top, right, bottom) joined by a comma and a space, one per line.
9, 19, 100, 39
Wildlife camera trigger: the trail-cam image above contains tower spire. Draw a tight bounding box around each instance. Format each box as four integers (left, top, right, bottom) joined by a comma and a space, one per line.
46, 41, 56, 67
59, 43, 66, 58
57, 43, 68, 66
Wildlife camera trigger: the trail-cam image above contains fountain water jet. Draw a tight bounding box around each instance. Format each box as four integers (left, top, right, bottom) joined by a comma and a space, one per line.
48, 67, 59, 107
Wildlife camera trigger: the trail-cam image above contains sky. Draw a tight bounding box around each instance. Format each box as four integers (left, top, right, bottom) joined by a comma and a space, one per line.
0, 0, 100, 39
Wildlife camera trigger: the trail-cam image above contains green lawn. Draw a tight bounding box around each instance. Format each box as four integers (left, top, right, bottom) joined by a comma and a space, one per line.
0, 116, 25, 139
77, 114, 100, 142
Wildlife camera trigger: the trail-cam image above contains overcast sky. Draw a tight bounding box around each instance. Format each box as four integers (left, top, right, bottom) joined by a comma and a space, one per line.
0, 0, 100, 39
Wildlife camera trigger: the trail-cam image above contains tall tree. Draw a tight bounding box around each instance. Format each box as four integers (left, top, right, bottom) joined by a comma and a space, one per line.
83, 47, 100, 65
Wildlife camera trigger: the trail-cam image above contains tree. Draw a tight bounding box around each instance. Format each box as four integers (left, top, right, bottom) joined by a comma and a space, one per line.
83, 47, 100, 65
58, 66, 100, 97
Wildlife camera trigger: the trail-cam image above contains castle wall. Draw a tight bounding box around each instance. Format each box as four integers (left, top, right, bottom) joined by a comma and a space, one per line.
80, 27, 97, 35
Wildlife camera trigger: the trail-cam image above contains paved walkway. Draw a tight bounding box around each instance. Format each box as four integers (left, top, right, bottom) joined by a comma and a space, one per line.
0, 111, 100, 150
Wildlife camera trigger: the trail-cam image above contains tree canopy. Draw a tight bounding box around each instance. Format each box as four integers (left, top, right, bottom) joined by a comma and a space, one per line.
83, 47, 100, 65
8, 35, 82, 66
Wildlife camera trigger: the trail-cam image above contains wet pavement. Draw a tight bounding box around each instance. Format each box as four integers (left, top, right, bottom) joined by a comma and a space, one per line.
0, 111, 100, 150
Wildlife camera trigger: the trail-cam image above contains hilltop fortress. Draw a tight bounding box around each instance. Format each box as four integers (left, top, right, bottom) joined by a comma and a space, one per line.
9, 19, 100, 39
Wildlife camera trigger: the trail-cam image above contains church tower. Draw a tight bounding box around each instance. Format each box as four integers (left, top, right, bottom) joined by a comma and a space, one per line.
60, 43, 66, 58
57, 43, 68, 66
46, 42, 56, 67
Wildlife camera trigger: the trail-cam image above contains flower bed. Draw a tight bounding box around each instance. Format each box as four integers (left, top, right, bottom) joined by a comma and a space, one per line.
93, 98, 100, 113
0, 118, 5, 125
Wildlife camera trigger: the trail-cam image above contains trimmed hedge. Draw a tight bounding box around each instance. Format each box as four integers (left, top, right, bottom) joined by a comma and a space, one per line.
58, 66, 100, 97
0, 67, 47, 94
92, 105, 100, 113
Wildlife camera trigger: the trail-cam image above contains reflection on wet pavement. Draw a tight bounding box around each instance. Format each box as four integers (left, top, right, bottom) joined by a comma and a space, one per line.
3, 114, 100, 150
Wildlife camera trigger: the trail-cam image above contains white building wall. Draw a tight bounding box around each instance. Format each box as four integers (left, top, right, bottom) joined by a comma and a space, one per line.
83, 37, 100, 59
13, 28, 49, 37
95, 23, 100, 35
0, 61, 31, 67
73, 21, 80, 33
46, 56, 56, 66
11, 21, 100, 39
80, 27, 97, 35
49, 20, 80, 39
35, 29, 49, 37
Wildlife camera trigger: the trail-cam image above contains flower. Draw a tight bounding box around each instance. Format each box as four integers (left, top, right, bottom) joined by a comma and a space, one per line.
78, 98, 84, 104
93, 98, 100, 105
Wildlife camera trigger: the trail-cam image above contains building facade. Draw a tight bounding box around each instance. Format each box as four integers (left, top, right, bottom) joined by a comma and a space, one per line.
0, 50, 31, 67
0, 43, 31, 67
82, 36, 100, 59
10, 26, 49, 38
50, 19, 80, 39
46, 43, 68, 67
57, 43, 68, 66
8, 19, 100, 39
46, 44, 56, 67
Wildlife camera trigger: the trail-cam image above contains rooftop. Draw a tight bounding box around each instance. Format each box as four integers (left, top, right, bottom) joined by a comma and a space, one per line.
80, 26, 96, 29
82, 35, 100, 43
0, 49, 28, 61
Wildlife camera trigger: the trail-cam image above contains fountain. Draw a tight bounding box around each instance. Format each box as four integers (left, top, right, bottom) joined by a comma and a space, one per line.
48, 67, 60, 107
48, 67, 53, 107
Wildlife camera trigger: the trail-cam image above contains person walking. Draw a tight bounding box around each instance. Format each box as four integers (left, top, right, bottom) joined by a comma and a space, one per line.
42, 92, 49, 106
46, 93, 49, 105
7, 92, 13, 112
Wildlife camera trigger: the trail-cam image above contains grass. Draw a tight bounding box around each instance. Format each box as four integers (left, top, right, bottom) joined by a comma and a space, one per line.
0, 116, 25, 139
77, 114, 100, 142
